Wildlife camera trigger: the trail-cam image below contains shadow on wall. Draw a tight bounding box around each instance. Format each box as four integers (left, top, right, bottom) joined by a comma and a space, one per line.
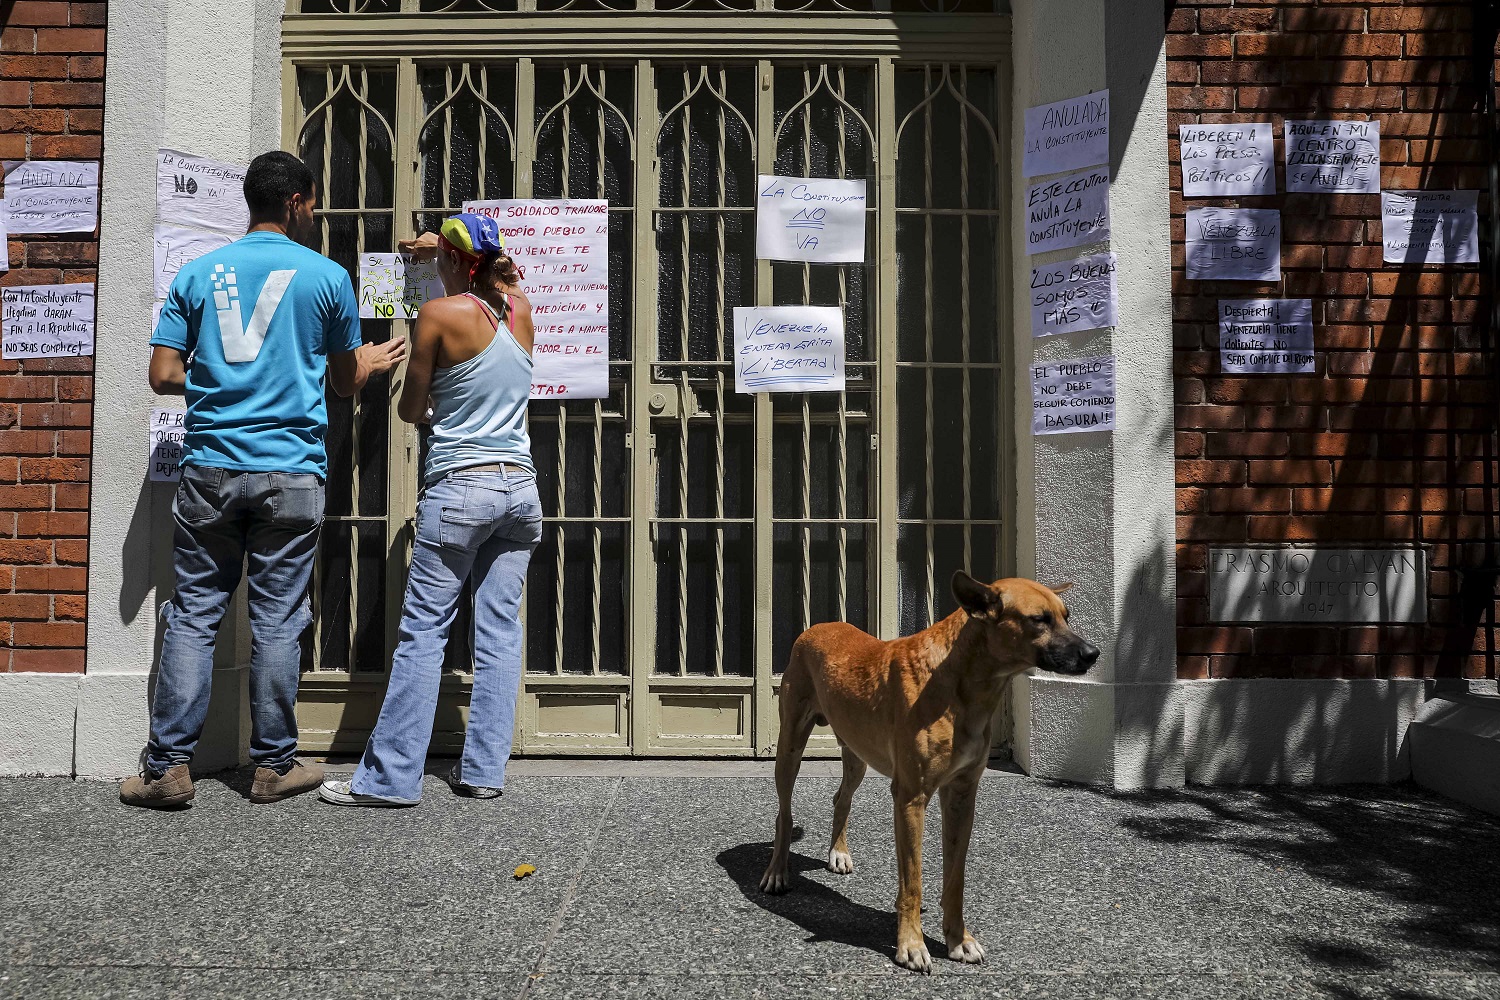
118, 476, 179, 666
1105, 782, 1500, 980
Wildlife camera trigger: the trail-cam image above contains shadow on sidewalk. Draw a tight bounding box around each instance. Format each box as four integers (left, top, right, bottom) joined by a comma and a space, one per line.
716, 838, 943, 962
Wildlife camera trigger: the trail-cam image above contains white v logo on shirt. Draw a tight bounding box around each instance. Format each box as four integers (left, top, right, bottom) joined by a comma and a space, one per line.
214, 266, 296, 363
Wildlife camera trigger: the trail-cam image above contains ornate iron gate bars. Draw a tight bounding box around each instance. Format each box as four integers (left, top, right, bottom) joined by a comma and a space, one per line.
282, 6, 1011, 756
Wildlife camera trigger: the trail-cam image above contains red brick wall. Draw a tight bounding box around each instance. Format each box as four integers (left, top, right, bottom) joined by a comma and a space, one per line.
1170, 1, 1497, 681
0, 1, 103, 673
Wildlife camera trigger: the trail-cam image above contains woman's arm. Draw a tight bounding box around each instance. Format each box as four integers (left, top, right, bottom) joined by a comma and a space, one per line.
397, 304, 443, 425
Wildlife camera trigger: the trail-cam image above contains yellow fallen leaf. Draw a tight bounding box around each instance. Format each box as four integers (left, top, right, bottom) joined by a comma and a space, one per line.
514, 864, 537, 880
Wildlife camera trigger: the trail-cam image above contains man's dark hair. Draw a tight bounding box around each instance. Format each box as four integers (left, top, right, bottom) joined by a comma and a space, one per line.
243, 151, 315, 219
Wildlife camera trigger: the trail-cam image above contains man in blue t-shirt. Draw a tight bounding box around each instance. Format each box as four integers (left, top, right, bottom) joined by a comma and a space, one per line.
121, 151, 405, 809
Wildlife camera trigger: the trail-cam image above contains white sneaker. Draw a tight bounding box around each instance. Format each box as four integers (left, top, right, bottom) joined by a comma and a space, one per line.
317, 778, 418, 808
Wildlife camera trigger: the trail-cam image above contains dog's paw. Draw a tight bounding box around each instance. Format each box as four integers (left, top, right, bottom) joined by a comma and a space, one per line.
947, 934, 985, 964
826, 848, 854, 875
759, 867, 790, 894
894, 941, 932, 974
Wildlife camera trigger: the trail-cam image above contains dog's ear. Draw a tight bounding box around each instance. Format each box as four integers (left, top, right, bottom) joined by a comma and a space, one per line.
1049, 581, 1074, 596
952, 570, 1001, 620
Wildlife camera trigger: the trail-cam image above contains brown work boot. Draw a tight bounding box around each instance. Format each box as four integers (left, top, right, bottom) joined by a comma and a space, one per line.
119, 764, 195, 809
250, 759, 324, 804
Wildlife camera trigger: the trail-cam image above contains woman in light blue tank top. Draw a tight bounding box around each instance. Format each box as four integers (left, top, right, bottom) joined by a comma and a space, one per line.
323, 213, 541, 807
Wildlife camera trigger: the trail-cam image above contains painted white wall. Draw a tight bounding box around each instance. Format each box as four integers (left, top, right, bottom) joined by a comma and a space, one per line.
1009, 0, 1179, 788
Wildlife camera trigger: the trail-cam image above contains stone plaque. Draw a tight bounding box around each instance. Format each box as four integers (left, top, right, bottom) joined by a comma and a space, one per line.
1209, 547, 1427, 623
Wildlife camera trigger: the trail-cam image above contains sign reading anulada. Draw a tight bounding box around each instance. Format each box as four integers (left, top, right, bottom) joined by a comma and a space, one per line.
1209, 547, 1427, 623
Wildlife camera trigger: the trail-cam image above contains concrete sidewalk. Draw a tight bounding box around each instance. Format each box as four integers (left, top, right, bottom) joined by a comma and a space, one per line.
2, 764, 1497, 1000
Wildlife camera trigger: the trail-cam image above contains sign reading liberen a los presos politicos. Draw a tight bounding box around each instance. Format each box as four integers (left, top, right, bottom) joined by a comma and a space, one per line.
1031, 355, 1115, 436
1218, 299, 1314, 374
1, 284, 95, 360
1210, 547, 1427, 623
1178, 123, 1276, 197
464, 198, 609, 400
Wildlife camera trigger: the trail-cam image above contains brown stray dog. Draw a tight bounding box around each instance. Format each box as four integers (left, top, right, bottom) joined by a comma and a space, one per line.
759, 571, 1099, 973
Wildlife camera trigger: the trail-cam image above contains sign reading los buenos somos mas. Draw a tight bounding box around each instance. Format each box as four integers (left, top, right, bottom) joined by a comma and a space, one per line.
755, 176, 867, 264
1, 160, 99, 235
1030, 252, 1117, 338
1218, 299, 1314, 375
149, 409, 187, 483
357, 253, 445, 319
464, 198, 609, 399
1209, 547, 1427, 624
1025, 166, 1110, 256
1031, 354, 1115, 436
1185, 207, 1280, 282
1, 284, 95, 360
733, 306, 845, 394
1380, 190, 1479, 265
1178, 123, 1275, 198
157, 149, 249, 236
1023, 90, 1108, 178
1285, 120, 1380, 194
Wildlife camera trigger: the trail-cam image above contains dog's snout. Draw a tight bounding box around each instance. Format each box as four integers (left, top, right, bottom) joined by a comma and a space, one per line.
1077, 639, 1100, 667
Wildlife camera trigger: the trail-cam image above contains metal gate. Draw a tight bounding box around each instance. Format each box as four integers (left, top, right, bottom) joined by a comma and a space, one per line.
282, 2, 1012, 756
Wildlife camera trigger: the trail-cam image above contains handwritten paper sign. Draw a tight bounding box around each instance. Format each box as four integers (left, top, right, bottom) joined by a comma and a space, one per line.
1218, 299, 1314, 374
153, 224, 232, 299
0, 215, 7, 272
1023, 91, 1109, 177
1285, 120, 1380, 194
1380, 190, 1479, 265
1, 284, 95, 360
157, 149, 248, 236
1179, 123, 1275, 197
149, 409, 186, 482
755, 176, 867, 263
1, 160, 98, 234
357, 253, 445, 319
1025, 166, 1110, 255
1030, 252, 1117, 338
1031, 354, 1115, 436
1185, 207, 1280, 282
464, 198, 609, 399
733, 306, 845, 393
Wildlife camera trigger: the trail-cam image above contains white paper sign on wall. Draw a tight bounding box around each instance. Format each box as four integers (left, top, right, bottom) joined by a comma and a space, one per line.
1185, 207, 1281, 282
1029, 252, 1117, 338
1380, 190, 1479, 265
154, 224, 233, 299
464, 198, 610, 399
1218, 299, 1315, 374
156, 149, 249, 236
1, 160, 99, 234
1, 283, 95, 360
1023, 90, 1109, 177
1025, 166, 1110, 255
755, 176, 866, 263
733, 305, 845, 393
1031, 354, 1115, 436
1178, 123, 1276, 197
357, 253, 446, 319
149, 409, 187, 482
1285, 120, 1380, 194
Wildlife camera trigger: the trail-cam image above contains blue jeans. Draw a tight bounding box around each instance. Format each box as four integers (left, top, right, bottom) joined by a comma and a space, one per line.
352, 468, 541, 802
146, 465, 323, 774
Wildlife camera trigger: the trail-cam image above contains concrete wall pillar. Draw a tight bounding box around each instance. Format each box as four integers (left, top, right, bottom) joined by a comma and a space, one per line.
1008, 0, 1182, 789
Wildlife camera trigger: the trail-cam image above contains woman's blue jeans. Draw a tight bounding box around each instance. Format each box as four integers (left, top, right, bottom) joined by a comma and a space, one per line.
352, 468, 541, 802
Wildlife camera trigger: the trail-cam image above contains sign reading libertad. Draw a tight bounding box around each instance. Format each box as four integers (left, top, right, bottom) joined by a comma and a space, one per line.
1209, 547, 1427, 623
